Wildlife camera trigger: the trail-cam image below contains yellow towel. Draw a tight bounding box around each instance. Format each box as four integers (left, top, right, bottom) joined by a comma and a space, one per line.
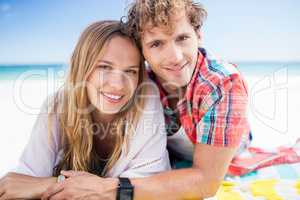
208, 179, 300, 200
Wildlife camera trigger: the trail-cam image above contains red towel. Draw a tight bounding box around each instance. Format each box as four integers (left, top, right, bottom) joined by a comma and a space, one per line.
228, 138, 300, 176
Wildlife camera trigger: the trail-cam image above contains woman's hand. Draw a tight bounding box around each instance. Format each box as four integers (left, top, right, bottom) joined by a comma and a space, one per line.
0, 172, 56, 200
41, 170, 118, 200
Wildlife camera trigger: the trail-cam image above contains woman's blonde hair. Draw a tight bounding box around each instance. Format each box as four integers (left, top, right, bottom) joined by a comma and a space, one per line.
49, 20, 146, 176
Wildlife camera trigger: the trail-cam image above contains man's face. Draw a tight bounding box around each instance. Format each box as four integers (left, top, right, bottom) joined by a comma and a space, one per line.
141, 12, 200, 91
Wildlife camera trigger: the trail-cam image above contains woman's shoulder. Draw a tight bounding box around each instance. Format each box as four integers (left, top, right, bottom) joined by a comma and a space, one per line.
132, 78, 166, 138
40, 90, 64, 113
140, 78, 163, 115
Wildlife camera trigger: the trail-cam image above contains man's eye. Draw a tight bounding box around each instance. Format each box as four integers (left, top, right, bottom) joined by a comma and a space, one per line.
177, 35, 189, 41
150, 41, 161, 48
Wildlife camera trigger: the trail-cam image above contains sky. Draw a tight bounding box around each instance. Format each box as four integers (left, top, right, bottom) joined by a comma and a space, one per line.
0, 0, 299, 64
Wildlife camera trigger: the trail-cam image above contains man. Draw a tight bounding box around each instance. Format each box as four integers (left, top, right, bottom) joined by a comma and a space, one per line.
122, 0, 251, 199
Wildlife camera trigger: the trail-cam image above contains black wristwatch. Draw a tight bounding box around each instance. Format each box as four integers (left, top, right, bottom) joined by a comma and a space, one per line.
116, 177, 134, 200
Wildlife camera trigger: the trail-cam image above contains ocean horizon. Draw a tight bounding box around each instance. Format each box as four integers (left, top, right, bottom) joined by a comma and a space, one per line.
1, 61, 300, 79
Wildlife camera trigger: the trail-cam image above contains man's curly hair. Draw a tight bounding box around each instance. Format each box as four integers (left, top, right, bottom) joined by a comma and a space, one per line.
124, 0, 207, 48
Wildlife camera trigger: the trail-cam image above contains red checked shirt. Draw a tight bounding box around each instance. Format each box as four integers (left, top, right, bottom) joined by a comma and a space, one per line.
148, 48, 251, 148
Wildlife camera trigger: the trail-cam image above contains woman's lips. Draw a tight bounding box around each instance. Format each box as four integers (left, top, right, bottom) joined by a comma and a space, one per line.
100, 92, 124, 103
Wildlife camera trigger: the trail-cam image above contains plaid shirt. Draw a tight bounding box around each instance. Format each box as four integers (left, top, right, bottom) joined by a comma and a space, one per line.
148, 48, 251, 147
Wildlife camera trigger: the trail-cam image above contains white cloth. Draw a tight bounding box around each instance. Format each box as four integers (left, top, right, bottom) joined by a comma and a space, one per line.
13, 83, 171, 178
167, 127, 194, 161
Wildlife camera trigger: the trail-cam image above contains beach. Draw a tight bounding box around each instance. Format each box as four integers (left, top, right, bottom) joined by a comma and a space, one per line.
0, 63, 299, 177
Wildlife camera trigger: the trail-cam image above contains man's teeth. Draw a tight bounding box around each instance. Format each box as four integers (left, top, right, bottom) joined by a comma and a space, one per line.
102, 92, 122, 100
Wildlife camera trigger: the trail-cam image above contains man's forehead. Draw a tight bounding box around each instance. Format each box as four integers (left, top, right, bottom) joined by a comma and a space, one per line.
143, 25, 173, 36
141, 10, 188, 35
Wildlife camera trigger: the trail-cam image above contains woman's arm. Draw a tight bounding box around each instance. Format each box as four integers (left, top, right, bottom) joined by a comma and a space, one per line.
0, 172, 56, 199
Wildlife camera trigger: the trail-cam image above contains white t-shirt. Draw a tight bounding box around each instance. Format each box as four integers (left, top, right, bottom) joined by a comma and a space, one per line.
13, 82, 171, 178
167, 127, 194, 161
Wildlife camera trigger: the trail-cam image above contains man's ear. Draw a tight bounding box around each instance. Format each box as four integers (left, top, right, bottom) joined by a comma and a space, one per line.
196, 29, 202, 47
196, 29, 202, 39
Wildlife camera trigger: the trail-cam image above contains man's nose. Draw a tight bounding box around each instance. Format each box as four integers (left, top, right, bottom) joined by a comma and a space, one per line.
165, 43, 184, 64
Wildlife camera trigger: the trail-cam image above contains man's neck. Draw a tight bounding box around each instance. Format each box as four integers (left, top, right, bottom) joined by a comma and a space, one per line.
164, 85, 186, 98
162, 83, 187, 110
158, 76, 187, 98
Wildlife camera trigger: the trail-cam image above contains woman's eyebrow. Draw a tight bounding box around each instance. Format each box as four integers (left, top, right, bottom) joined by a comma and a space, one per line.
98, 60, 113, 65
98, 60, 139, 70
126, 65, 139, 70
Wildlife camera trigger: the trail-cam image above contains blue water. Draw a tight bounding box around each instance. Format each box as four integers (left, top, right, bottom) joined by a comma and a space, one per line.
0, 62, 299, 80
236, 62, 300, 77
0, 64, 67, 80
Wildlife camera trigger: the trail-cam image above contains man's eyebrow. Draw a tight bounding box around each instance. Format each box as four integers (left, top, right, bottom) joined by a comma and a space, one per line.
177, 32, 192, 36
144, 39, 160, 45
144, 31, 192, 44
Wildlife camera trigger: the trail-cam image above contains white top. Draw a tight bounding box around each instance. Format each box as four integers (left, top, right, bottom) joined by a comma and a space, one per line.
13, 83, 171, 178
167, 127, 194, 161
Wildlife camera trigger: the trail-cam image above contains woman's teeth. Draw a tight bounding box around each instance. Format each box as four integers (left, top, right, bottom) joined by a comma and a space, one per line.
102, 92, 122, 100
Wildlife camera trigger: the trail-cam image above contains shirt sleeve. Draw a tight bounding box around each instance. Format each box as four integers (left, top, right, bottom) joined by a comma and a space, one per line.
196, 73, 250, 147
12, 97, 60, 177
117, 81, 171, 178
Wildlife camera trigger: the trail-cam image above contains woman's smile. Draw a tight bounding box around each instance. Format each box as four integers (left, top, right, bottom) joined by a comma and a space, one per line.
100, 91, 124, 103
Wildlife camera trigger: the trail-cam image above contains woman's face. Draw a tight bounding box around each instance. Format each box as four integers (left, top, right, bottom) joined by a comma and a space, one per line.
87, 36, 141, 121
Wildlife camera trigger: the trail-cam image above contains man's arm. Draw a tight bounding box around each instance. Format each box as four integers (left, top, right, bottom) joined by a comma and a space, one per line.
131, 143, 238, 200
130, 73, 248, 200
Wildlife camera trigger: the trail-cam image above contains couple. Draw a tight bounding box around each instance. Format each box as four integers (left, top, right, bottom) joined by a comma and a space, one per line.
0, 0, 250, 199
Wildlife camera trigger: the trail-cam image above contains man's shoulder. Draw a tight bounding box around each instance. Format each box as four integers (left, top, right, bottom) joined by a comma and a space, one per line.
196, 49, 245, 90
200, 49, 240, 80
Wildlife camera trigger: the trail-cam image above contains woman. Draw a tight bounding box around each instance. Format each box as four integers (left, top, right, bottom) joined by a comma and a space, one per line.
0, 20, 170, 199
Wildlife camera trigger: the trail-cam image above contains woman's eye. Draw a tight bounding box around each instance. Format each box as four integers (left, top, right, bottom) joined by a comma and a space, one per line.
98, 65, 111, 70
126, 70, 138, 75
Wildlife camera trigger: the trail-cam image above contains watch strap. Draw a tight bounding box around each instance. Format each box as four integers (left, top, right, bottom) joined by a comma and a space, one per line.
117, 177, 134, 200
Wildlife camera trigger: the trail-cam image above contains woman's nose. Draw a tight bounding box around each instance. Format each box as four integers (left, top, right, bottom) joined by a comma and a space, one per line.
107, 71, 125, 90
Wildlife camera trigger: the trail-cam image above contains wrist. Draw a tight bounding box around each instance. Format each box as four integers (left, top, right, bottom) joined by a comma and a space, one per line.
100, 177, 119, 200
36, 177, 57, 198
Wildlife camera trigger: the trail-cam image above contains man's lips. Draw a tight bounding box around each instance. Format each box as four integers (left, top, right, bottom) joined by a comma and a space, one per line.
164, 62, 188, 71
